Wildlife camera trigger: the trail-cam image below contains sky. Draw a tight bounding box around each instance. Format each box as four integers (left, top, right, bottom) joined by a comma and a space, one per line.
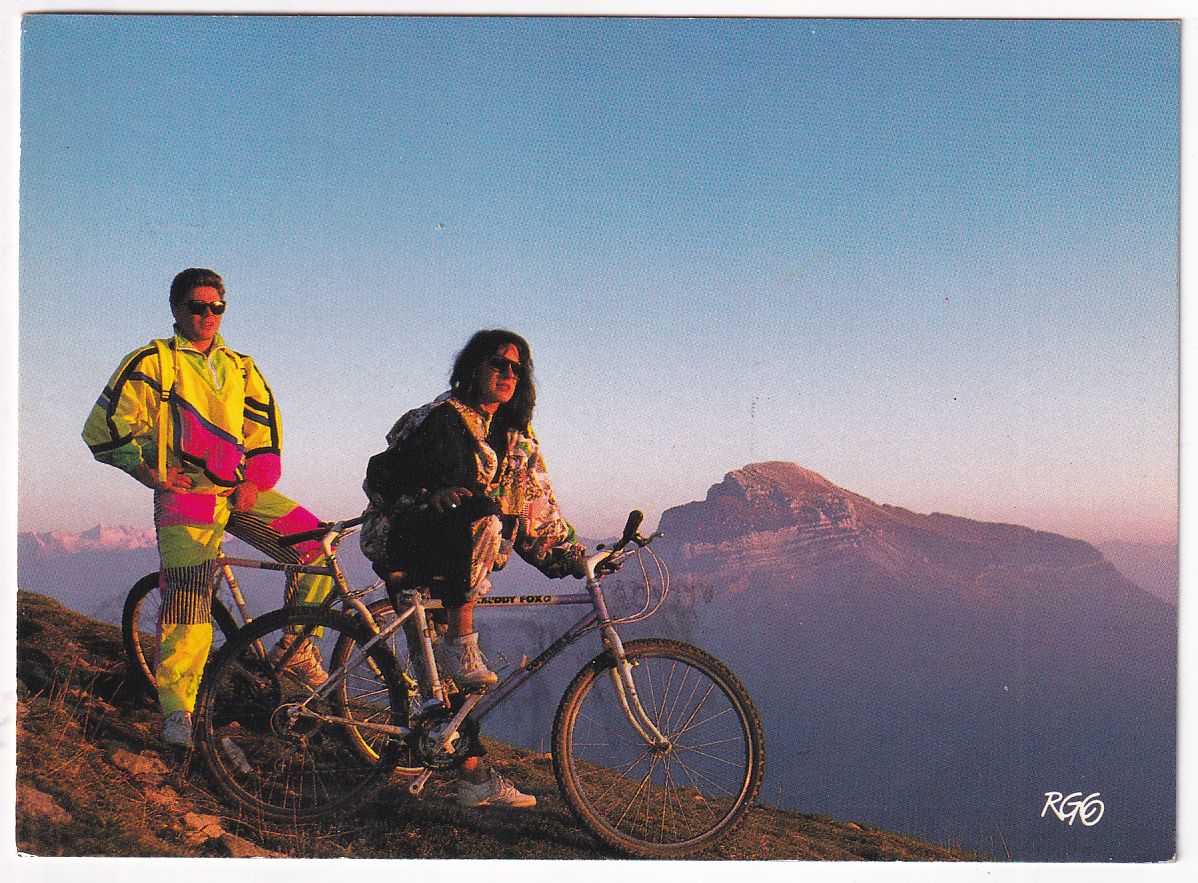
13, 11, 1181, 546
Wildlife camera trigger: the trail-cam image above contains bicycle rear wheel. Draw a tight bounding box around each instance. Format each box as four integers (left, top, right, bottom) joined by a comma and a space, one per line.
552, 638, 765, 858
194, 606, 408, 824
329, 598, 423, 772
121, 572, 238, 695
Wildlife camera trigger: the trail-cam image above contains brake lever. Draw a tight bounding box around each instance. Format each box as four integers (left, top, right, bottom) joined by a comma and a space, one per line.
595, 555, 621, 576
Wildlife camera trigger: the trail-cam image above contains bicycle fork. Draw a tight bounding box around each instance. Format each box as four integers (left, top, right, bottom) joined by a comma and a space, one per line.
582, 571, 668, 750
602, 625, 670, 750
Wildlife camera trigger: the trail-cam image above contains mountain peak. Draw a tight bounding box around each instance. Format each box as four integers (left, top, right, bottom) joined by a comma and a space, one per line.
661, 461, 860, 547
711, 461, 842, 504
657, 461, 1115, 596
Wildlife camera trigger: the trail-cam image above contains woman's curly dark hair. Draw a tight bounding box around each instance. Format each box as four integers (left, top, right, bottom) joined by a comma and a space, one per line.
450, 329, 536, 433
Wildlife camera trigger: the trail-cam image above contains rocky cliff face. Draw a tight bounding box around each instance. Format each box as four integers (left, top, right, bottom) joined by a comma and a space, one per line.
659, 463, 866, 576
658, 461, 1119, 603
652, 462, 1176, 862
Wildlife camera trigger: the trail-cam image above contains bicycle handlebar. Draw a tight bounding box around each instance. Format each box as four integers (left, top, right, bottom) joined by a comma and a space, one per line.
278, 515, 367, 548
590, 509, 668, 576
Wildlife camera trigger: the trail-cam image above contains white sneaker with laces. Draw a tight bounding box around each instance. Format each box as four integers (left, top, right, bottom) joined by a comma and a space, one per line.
458, 771, 537, 809
437, 632, 498, 689
162, 709, 194, 748
269, 633, 329, 690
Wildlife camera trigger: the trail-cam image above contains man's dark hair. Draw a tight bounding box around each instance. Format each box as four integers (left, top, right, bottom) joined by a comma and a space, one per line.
169, 268, 225, 308
450, 329, 536, 433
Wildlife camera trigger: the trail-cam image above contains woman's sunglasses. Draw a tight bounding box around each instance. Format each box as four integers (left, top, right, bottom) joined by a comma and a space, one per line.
185, 300, 227, 316
486, 356, 523, 378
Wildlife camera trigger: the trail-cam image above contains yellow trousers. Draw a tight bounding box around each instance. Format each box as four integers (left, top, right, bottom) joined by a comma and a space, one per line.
153, 488, 331, 715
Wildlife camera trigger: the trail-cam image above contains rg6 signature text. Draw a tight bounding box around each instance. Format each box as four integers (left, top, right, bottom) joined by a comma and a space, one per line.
1041, 791, 1105, 827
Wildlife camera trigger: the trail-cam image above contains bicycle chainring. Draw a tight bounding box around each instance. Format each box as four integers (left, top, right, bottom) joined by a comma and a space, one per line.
411, 708, 476, 770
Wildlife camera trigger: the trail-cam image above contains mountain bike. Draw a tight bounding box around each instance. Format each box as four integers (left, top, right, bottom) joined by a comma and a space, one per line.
119, 516, 427, 771
192, 511, 765, 858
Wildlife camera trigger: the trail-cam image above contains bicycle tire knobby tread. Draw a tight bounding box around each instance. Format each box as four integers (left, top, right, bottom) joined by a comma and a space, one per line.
551, 637, 765, 858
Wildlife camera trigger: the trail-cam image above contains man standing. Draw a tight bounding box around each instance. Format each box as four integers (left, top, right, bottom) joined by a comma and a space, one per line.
83, 268, 330, 747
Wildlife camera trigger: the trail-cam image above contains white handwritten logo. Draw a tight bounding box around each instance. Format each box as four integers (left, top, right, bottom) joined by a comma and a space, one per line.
1042, 791, 1105, 827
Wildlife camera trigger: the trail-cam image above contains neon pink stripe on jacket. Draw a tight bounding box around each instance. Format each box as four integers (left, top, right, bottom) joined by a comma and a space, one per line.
177, 407, 242, 482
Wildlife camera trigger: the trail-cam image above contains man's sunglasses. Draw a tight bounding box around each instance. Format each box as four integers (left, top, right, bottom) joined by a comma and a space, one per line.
486, 356, 523, 377
184, 300, 227, 316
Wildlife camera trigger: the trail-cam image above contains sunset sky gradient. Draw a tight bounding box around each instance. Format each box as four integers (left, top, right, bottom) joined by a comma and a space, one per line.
17, 14, 1179, 546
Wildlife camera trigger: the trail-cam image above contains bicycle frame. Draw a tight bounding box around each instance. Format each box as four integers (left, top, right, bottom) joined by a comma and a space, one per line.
278, 547, 671, 793
211, 528, 384, 628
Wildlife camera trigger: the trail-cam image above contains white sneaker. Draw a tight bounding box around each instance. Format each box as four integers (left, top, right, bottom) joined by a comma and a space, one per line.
269, 633, 329, 690
436, 632, 498, 690
458, 771, 537, 809
162, 709, 194, 748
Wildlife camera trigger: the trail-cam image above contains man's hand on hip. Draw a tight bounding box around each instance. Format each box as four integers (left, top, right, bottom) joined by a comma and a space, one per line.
133, 464, 194, 493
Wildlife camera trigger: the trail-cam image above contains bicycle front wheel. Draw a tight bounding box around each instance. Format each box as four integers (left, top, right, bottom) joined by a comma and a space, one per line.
194, 606, 408, 824
552, 638, 765, 858
121, 572, 238, 695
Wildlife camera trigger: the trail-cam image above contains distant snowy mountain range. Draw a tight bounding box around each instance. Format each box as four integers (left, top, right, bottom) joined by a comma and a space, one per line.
21, 524, 157, 555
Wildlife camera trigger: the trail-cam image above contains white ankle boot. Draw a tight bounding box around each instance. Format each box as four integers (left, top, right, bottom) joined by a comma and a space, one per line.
436, 632, 498, 689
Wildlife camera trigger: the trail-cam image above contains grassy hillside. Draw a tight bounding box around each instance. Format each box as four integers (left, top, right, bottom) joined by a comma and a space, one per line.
15, 590, 985, 861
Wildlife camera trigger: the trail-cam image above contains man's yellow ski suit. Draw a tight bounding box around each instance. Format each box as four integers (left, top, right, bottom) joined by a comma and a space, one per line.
83, 332, 331, 714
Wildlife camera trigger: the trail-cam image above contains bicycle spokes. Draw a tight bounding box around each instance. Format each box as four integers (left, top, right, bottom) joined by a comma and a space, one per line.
196, 607, 408, 822
554, 639, 763, 857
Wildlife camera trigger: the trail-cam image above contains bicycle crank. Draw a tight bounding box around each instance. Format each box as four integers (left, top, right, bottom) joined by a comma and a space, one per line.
412, 710, 473, 769
408, 769, 434, 798
410, 693, 484, 770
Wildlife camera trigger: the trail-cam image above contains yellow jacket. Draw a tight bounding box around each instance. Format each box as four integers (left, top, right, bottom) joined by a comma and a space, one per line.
82, 332, 283, 492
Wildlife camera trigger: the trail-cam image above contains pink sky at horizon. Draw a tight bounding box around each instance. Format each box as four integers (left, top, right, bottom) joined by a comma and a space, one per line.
19, 453, 1178, 550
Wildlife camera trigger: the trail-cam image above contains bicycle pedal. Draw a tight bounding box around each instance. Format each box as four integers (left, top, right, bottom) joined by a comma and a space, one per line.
408, 769, 434, 798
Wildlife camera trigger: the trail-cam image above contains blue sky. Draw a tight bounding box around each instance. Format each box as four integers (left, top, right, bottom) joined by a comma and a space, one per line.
16, 14, 1180, 545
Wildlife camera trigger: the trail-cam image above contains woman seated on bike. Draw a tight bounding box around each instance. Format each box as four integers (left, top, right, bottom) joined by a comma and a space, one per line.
360, 328, 587, 808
